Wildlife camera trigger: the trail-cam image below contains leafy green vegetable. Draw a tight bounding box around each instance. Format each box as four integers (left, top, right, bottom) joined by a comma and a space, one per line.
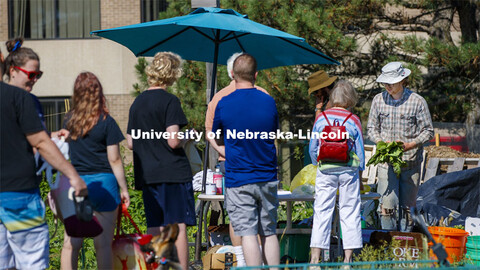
366, 141, 407, 177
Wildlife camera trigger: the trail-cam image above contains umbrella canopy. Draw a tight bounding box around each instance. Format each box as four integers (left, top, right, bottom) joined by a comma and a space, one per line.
91, 7, 340, 70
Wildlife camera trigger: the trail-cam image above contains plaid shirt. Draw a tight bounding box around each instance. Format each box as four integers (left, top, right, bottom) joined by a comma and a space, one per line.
367, 88, 434, 166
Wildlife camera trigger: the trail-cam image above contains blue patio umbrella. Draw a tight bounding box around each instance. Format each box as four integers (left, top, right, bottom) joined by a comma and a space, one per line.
91, 7, 339, 72
91, 7, 340, 102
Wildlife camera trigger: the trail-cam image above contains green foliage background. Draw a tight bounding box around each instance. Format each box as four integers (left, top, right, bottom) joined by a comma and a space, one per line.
132, 0, 479, 133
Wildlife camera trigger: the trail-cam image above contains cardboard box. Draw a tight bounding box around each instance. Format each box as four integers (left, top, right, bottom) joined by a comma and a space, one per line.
202, 245, 237, 270
370, 231, 428, 263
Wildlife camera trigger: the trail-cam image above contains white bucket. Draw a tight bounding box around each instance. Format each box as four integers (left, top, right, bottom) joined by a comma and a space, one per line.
205, 183, 216, 195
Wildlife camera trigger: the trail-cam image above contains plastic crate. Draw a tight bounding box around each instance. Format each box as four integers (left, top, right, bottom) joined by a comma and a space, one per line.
277, 222, 311, 263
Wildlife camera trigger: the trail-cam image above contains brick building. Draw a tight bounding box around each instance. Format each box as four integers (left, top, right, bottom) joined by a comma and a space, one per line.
1, 0, 168, 161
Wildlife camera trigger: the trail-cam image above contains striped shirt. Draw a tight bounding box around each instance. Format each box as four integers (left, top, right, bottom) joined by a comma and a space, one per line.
367, 88, 434, 166
309, 108, 365, 172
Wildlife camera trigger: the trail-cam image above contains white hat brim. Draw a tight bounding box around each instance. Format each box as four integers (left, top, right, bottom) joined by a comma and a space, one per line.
376, 68, 411, 84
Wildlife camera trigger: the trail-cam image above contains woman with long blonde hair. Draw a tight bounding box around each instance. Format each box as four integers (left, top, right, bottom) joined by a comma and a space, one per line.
61, 72, 130, 270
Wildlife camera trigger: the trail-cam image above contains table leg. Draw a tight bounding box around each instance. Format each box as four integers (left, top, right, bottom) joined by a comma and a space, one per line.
204, 201, 211, 249
286, 201, 292, 230
194, 200, 206, 262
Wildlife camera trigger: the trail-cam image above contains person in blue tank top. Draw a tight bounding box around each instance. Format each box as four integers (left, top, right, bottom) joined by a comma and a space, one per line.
212, 53, 280, 268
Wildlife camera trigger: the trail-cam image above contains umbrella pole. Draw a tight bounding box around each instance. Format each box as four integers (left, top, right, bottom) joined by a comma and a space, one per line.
201, 31, 219, 193
196, 30, 220, 262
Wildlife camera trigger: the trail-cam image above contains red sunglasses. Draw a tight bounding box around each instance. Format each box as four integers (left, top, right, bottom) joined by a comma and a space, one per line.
14, 66, 43, 80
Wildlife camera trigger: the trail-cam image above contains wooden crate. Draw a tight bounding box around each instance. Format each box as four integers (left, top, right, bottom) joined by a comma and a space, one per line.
422, 157, 480, 183
364, 144, 378, 185
364, 144, 480, 184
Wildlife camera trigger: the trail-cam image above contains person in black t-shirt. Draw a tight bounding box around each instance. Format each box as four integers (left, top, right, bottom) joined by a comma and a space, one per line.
0, 51, 88, 270
61, 72, 130, 270
127, 52, 195, 270
4, 38, 68, 137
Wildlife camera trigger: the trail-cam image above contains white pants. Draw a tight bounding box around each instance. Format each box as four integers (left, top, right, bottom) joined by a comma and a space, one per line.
310, 169, 362, 250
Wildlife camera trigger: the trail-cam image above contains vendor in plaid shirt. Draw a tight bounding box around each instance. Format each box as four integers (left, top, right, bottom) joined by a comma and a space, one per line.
367, 62, 434, 232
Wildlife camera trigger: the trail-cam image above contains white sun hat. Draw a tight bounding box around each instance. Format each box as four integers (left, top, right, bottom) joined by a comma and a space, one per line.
376, 62, 411, 84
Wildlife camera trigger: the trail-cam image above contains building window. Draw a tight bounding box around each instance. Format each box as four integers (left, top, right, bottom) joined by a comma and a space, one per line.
40, 97, 70, 133
8, 0, 100, 39
141, 0, 168, 22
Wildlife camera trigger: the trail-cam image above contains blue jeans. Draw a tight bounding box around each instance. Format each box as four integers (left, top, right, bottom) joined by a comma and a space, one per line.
377, 165, 420, 231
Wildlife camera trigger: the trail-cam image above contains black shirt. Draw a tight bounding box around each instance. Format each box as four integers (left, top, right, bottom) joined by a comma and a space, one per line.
127, 89, 192, 188
66, 114, 124, 174
30, 93, 46, 129
0, 82, 45, 192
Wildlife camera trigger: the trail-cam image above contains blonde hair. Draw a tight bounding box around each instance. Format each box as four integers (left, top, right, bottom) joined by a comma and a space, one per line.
330, 80, 358, 109
66, 72, 108, 140
146, 52, 183, 87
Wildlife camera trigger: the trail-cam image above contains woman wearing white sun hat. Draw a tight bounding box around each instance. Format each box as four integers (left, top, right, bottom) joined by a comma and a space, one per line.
367, 62, 434, 232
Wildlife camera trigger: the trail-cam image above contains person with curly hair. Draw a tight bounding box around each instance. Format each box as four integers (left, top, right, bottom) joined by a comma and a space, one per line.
127, 52, 195, 270
61, 72, 130, 270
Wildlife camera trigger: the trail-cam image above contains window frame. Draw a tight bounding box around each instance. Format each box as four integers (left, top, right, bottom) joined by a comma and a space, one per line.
7, 0, 101, 40
39, 96, 71, 133
140, 0, 168, 23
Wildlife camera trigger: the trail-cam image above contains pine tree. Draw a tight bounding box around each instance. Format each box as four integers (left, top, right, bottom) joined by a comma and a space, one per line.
132, 0, 480, 151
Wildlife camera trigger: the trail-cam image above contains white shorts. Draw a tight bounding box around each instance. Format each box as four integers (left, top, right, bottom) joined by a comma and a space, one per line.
0, 223, 49, 270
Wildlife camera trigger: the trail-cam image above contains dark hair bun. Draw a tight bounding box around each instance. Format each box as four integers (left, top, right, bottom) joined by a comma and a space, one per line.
6, 38, 24, 53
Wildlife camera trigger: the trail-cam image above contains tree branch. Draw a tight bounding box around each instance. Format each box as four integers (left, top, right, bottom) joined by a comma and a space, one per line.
373, 24, 430, 32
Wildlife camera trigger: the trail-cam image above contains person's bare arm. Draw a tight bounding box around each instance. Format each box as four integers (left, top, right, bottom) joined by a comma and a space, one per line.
206, 129, 226, 158
107, 144, 130, 207
126, 134, 133, 150
359, 170, 364, 191
51, 128, 70, 140
166, 124, 184, 149
26, 130, 87, 196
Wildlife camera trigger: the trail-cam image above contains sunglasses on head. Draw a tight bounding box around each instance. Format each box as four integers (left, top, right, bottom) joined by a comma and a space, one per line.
14, 66, 43, 80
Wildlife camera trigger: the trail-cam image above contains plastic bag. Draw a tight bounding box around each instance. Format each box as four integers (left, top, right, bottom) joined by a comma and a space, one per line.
291, 184, 315, 196
289, 164, 317, 192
